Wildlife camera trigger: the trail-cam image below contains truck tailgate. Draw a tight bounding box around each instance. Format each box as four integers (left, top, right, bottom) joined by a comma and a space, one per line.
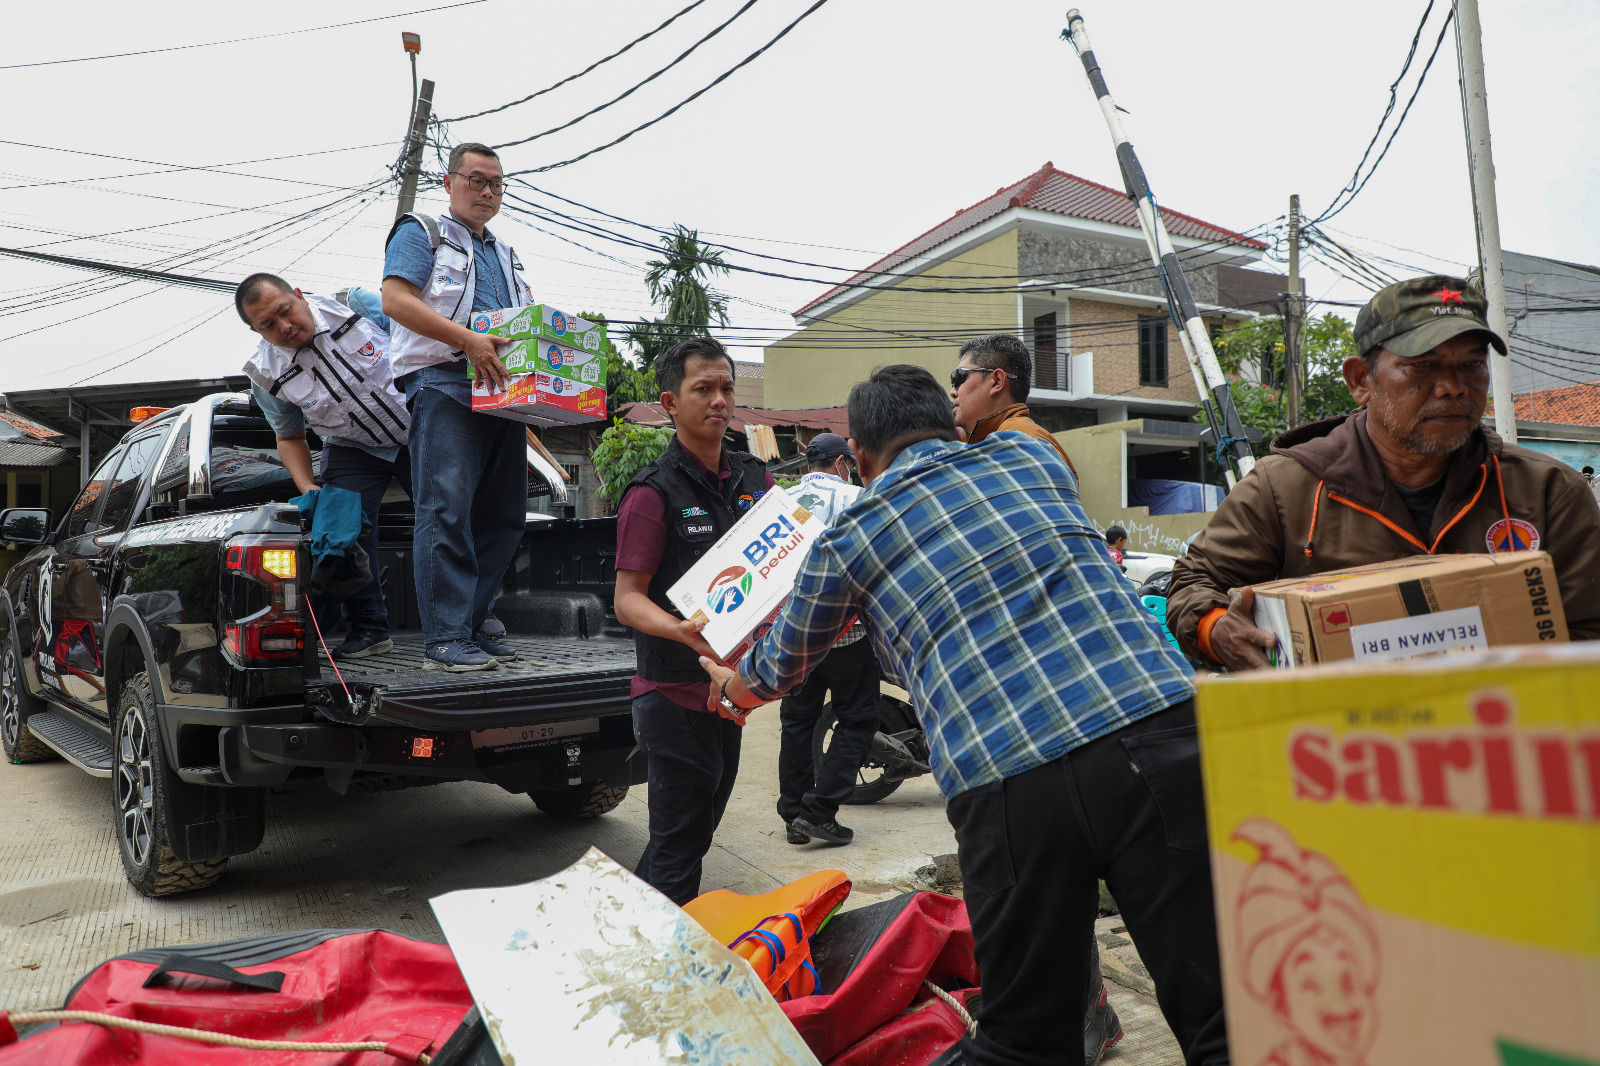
314, 634, 636, 729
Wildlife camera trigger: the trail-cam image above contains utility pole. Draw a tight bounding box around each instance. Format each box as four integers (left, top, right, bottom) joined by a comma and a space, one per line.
1061, 9, 1254, 485
395, 32, 433, 221
1453, 0, 1516, 441
1285, 194, 1303, 429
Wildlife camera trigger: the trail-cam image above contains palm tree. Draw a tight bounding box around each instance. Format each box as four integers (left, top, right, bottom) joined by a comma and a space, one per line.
628, 224, 731, 369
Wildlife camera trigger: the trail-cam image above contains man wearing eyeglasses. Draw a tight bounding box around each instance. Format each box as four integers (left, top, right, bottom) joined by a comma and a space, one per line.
381, 142, 535, 672
950, 334, 1078, 478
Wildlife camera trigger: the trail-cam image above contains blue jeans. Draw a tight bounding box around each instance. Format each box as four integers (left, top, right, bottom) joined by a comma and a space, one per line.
319, 444, 413, 637
406, 385, 526, 644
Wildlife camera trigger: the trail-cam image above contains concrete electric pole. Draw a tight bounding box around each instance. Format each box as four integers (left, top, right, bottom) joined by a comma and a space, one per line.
1285, 194, 1304, 429
395, 32, 434, 221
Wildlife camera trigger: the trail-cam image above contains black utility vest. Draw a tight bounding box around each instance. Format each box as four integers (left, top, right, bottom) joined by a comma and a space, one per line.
624, 438, 770, 684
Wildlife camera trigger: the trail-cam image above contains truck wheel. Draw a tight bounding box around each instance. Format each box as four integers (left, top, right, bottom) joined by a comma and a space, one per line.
2, 632, 55, 764
812, 702, 904, 806
113, 671, 227, 896
528, 781, 628, 819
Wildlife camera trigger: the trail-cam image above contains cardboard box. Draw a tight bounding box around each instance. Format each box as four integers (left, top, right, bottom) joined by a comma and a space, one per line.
469, 304, 606, 354
494, 339, 607, 389
665, 486, 827, 662
1197, 644, 1600, 1066
1250, 550, 1566, 668
471, 371, 606, 427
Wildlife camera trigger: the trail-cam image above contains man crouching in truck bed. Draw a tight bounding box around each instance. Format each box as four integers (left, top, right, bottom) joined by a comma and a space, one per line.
1167, 273, 1600, 672
611, 338, 774, 906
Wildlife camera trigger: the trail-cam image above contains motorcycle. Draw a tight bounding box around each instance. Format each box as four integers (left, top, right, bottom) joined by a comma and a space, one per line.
812, 682, 933, 804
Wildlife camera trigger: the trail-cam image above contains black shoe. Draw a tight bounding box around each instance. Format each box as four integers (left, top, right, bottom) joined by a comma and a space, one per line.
790, 815, 853, 845
472, 630, 518, 661
331, 632, 394, 660
786, 822, 809, 845
1084, 984, 1124, 1066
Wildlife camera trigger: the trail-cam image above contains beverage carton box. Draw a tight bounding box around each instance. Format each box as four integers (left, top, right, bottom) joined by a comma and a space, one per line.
1249, 550, 1566, 668
665, 486, 828, 663
493, 339, 607, 389
471, 370, 606, 427
1197, 644, 1600, 1066
469, 304, 606, 354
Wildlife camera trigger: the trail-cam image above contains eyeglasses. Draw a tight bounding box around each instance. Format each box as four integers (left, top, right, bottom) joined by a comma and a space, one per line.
949, 366, 997, 388
452, 173, 506, 194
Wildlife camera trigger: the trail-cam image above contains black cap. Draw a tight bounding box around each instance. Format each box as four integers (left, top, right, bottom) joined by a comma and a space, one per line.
805, 432, 853, 464
1353, 274, 1507, 359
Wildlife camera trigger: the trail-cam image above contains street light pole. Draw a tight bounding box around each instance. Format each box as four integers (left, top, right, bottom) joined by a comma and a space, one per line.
395, 33, 434, 221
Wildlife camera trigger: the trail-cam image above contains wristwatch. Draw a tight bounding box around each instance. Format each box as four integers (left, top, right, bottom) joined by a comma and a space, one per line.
718, 678, 746, 718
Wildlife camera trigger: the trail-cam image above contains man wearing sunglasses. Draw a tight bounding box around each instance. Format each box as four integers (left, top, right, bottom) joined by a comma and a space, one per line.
950, 334, 1078, 478
381, 142, 536, 672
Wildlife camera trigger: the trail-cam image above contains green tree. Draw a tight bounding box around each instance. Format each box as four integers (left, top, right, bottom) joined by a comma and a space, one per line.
1211, 313, 1360, 453
582, 311, 658, 419
591, 419, 673, 509
624, 224, 731, 372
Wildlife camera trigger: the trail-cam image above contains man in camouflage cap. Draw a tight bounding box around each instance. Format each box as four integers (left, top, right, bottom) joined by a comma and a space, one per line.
1167, 273, 1600, 669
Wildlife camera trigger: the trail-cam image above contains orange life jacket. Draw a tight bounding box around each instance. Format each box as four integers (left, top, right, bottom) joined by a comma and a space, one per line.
684, 869, 852, 1002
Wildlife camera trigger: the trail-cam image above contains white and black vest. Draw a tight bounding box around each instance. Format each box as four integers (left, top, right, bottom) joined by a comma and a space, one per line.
385, 212, 535, 375
243, 294, 409, 450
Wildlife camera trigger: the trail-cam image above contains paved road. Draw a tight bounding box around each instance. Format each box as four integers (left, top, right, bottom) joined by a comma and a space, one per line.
0, 705, 957, 1012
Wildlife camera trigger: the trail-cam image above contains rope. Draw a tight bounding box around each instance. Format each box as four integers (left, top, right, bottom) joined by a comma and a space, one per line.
4, 1010, 432, 1062
921, 979, 977, 1036
1214, 434, 1251, 466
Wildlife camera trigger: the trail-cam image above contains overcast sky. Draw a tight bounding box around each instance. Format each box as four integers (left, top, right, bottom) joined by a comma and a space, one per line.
2, 0, 1595, 401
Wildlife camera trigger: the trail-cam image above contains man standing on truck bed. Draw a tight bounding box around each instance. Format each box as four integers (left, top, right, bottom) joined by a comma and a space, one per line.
381, 142, 535, 672
237, 274, 411, 660
613, 337, 774, 906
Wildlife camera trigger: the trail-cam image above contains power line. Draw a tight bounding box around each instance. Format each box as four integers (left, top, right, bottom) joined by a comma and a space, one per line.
0, 1, 487, 70
1312, 3, 1455, 224
484, 0, 763, 152
445, 0, 713, 123
503, 0, 834, 175
0, 139, 392, 192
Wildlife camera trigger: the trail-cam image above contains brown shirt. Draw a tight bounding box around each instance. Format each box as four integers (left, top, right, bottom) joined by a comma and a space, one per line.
968, 403, 1078, 478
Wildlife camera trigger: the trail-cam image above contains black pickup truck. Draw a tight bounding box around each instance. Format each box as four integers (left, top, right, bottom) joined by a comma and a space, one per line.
0, 393, 640, 897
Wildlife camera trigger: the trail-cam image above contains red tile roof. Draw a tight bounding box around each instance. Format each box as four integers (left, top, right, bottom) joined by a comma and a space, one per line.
620, 402, 849, 437
1505, 379, 1600, 426
0, 410, 62, 440
794, 162, 1267, 317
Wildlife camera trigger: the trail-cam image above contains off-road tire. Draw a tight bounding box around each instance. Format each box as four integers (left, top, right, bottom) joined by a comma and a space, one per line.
2, 630, 55, 764
113, 671, 227, 896
528, 781, 628, 819
812, 700, 905, 806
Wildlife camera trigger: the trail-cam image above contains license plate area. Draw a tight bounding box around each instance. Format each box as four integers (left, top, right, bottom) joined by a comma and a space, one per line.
470, 718, 599, 753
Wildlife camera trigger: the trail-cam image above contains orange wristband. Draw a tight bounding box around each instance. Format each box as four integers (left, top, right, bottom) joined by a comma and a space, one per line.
1196, 607, 1229, 664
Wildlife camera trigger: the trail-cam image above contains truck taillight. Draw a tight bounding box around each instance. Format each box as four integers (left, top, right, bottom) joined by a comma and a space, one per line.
222, 537, 304, 664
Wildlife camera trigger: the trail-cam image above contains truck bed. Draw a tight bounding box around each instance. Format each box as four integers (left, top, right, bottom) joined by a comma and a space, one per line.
313, 633, 638, 729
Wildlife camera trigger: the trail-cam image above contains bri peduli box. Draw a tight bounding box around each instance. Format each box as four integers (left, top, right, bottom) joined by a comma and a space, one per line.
665, 485, 829, 663
1196, 643, 1600, 1066
1249, 550, 1566, 668
471, 370, 606, 427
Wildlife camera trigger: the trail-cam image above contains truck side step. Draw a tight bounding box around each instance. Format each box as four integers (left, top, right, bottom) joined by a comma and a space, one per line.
27, 711, 114, 778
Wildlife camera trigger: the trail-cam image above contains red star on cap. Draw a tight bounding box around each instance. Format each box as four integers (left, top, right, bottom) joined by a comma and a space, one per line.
1437, 286, 1464, 305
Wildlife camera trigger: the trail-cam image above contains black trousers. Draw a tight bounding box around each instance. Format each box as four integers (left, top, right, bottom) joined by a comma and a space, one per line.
317, 443, 412, 638
945, 700, 1227, 1066
631, 689, 744, 907
776, 636, 882, 825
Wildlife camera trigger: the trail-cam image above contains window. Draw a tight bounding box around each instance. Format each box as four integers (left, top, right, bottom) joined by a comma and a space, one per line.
98, 431, 168, 531
1033, 313, 1059, 390
1139, 316, 1168, 387
64, 446, 126, 540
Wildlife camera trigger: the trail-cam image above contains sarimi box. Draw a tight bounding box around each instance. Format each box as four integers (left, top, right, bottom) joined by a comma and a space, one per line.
1197, 645, 1600, 1066
665, 486, 827, 663
469, 304, 607, 354
1250, 550, 1566, 668
471, 371, 606, 427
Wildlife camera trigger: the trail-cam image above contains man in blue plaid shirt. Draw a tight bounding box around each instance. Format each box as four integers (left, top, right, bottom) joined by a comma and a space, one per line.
702, 365, 1226, 1066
